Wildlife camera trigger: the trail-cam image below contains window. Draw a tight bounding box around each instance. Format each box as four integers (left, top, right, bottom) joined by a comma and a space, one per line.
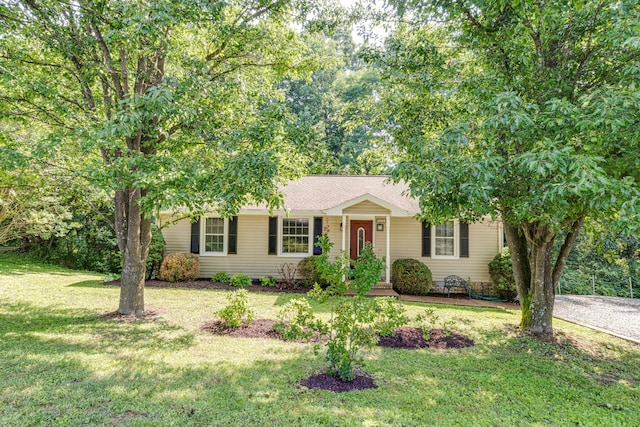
281, 218, 310, 254
203, 217, 225, 254
357, 227, 365, 257
433, 221, 457, 258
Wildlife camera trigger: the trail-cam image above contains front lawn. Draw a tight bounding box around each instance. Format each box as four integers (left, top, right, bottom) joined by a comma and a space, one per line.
1, 254, 639, 426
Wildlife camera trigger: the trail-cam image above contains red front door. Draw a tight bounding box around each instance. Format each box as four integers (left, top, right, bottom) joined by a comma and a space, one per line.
350, 220, 373, 260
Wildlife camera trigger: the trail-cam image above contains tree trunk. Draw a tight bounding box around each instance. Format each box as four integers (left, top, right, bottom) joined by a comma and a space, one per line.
503, 223, 532, 328
528, 240, 555, 335
505, 218, 584, 337
116, 188, 152, 316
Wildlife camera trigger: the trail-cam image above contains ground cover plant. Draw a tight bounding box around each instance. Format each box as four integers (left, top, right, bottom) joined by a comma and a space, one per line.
1, 254, 639, 426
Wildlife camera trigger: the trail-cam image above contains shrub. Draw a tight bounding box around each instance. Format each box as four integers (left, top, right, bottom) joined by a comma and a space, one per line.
373, 297, 409, 337
488, 248, 517, 300
276, 262, 297, 289
309, 235, 387, 382
297, 257, 328, 288
211, 271, 230, 284
391, 258, 432, 295
158, 253, 199, 282
216, 289, 255, 327
259, 276, 277, 287
229, 273, 252, 287
146, 226, 166, 280
274, 298, 327, 341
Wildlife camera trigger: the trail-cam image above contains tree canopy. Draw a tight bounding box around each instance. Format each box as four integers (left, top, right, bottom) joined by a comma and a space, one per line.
374, 0, 640, 334
0, 0, 322, 315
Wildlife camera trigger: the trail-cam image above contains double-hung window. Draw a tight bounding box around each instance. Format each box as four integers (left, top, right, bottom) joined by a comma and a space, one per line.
203, 217, 226, 255
281, 218, 311, 255
433, 220, 457, 258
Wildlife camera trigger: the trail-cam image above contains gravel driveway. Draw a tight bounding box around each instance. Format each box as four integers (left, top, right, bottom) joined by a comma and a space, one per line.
554, 295, 640, 343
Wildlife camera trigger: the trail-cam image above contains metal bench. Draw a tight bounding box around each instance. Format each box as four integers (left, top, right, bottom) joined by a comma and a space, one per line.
443, 275, 471, 298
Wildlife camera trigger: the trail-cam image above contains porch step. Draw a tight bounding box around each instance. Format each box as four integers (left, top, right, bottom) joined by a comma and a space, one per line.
372, 282, 393, 290
346, 287, 399, 298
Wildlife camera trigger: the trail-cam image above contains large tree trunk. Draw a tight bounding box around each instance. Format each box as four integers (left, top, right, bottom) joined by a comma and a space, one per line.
115, 187, 152, 316
504, 218, 584, 336
528, 240, 555, 335
503, 223, 532, 328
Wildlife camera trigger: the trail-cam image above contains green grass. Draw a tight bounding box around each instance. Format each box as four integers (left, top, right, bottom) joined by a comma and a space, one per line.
1, 253, 639, 426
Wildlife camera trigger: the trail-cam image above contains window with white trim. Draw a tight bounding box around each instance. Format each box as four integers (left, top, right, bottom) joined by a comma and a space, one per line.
281, 218, 310, 254
203, 217, 226, 254
433, 220, 457, 257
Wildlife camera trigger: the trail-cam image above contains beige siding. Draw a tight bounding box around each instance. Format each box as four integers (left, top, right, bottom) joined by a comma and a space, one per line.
162, 215, 336, 279
160, 214, 500, 282
389, 217, 499, 282
344, 201, 390, 215
159, 215, 191, 253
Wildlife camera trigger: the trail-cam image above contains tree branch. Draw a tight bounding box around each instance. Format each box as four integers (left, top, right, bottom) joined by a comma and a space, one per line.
552, 216, 585, 285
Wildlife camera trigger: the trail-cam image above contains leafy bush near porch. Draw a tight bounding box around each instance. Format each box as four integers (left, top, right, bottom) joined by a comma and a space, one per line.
259, 276, 278, 287
230, 273, 252, 287
488, 248, 517, 300
157, 253, 199, 282
211, 271, 231, 284
391, 258, 432, 295
297, 256, 328, 288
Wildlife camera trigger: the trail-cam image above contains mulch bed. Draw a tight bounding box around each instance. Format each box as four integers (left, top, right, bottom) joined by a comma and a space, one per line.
299, 372, 378, 392
377, 327, 475, 349
200, 319, 282, 339
104, 279, 311, 294
200, 319, 329, 343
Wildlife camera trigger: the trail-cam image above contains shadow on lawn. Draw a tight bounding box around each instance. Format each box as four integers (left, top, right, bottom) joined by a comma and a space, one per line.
2, 302, 639, 426
0, 301, 196, 354
66, 280, 109, 288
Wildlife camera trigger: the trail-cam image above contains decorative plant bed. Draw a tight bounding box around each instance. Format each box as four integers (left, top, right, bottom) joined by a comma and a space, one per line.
377, 327, 474, 349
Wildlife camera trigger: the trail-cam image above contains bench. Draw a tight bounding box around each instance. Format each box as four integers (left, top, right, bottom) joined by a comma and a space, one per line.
443, 275, 471, 298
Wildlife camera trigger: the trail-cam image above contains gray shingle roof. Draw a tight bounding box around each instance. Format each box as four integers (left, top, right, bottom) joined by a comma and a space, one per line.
245, 175, 420, 215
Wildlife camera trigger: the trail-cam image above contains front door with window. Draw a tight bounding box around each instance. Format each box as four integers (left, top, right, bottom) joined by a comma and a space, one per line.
349, 220, 373, 260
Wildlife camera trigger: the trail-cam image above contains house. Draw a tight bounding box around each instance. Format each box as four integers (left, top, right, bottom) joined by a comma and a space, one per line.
159, 175, 503, 290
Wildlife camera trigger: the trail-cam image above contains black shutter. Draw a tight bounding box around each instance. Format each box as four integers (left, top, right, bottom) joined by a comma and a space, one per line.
460, 222, 469, 258
190, 218, 200, 254
422, 221, 431, 257
313, 217, 323, 255
228, 216, 238, 254
268, 217, 278, 255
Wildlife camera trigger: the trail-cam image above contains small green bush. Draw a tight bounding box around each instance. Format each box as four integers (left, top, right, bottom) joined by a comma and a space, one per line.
216, 289, 255, 327
259, 276, 277, 287
157, 253, 199, 282
274, 298, 327, 341
373, 297, 409, 337
391, 258, 432, 295
488, 248, 517, 300
297, 256, 328, 288
229, 273, 252, 287
211, 271, 230, 284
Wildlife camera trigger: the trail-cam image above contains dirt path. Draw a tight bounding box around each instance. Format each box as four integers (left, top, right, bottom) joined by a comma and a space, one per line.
554, 295, 640, 344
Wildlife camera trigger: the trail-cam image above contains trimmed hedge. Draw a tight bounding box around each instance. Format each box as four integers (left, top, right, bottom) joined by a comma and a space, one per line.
391, 258, 432, 295
158, 253, 199, 282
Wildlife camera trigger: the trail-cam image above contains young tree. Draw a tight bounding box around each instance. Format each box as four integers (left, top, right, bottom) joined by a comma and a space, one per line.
0, 0, 316, 315
376, 1, 640, 335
